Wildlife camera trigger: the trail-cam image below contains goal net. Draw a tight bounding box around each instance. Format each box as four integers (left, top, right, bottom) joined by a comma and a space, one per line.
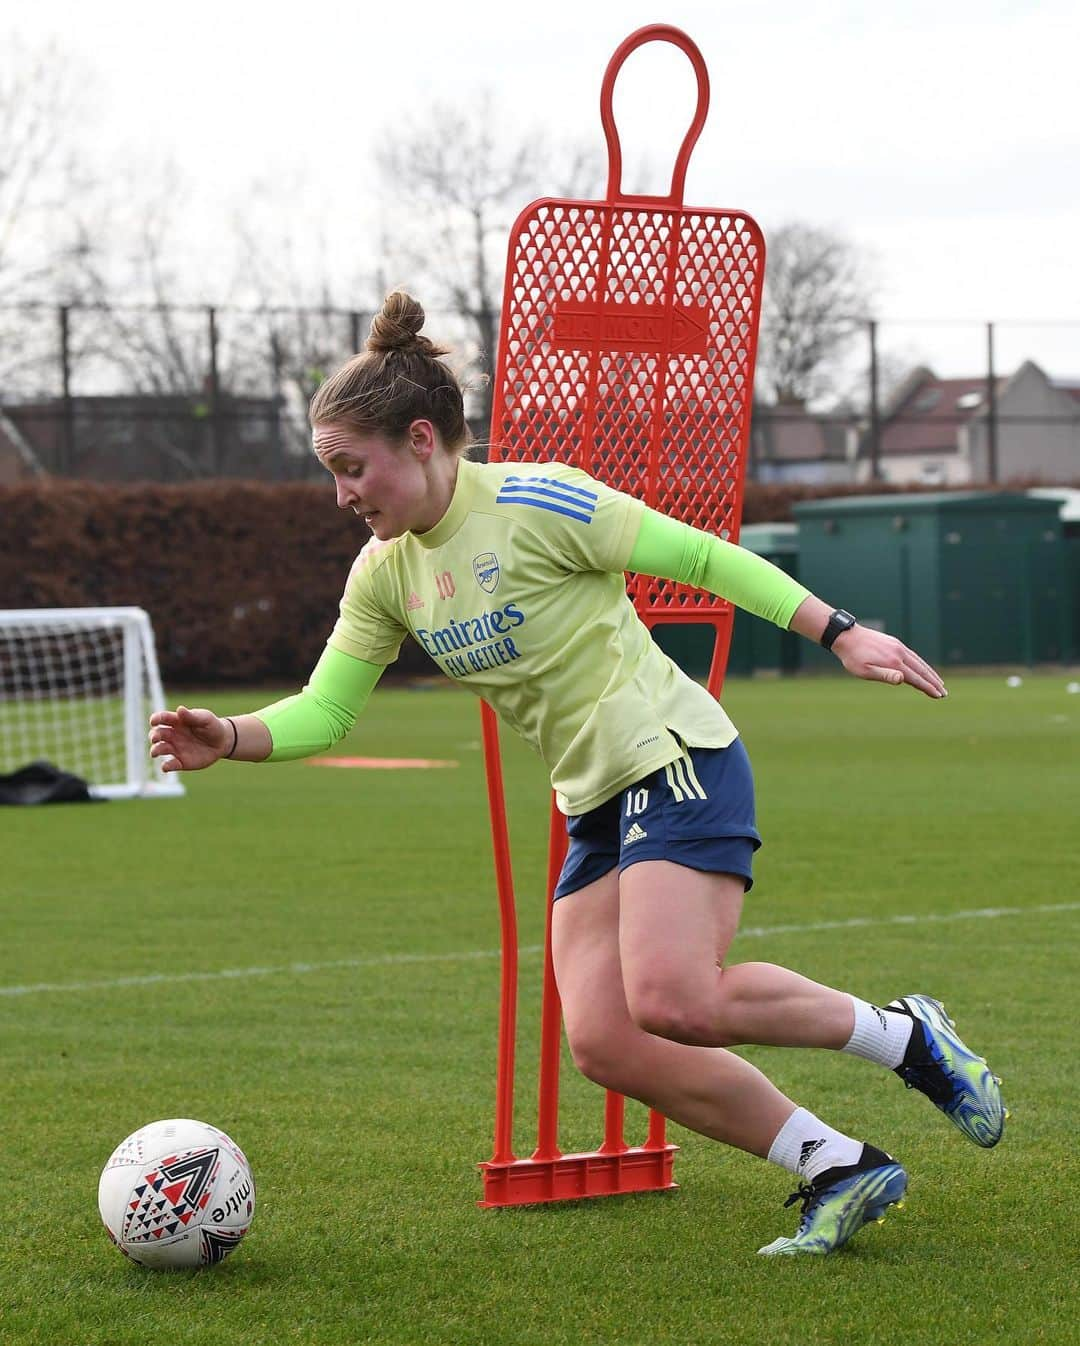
0, 607, 184, 799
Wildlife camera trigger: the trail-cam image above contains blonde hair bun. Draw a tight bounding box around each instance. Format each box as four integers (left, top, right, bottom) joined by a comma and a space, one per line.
367, 290, 449, 359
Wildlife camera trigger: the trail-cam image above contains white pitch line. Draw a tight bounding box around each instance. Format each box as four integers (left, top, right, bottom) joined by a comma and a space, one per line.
0, 945, 535, 999
1, 900, 1078, 1000
735, 900, 1080, 940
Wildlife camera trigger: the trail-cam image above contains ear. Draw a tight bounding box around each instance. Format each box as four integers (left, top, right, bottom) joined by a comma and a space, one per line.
408, 419, 437, 461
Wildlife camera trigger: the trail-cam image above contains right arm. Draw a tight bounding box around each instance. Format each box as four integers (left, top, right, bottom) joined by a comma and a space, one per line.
148, 645, 385, 772
151, 533, 405, 773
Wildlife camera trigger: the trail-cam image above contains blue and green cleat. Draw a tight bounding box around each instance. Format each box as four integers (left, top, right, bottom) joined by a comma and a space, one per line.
888, 994, 1006, 1147
758, 1145, 908, 1256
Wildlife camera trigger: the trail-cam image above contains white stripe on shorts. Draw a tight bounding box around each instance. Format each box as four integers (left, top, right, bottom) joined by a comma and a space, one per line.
663, 748, 708, 804
680, 748, 708, 800
663, 760, 685, 802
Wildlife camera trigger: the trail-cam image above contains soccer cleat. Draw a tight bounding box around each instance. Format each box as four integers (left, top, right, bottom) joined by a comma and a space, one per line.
888, 994, 1005, 1147
758, 1145, 908, 1256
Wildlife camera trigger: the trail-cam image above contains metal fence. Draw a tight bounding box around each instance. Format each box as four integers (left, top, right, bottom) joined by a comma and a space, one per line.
1, 303, 1077, 485
0, 302, 491, 482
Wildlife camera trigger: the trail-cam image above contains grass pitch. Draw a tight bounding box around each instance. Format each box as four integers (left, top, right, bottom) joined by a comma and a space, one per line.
2, 671, 1078, 1345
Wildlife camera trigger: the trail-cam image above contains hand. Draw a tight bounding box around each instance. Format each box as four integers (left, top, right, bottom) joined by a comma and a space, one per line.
148, 705, 232, 772
833, 627, 947, 699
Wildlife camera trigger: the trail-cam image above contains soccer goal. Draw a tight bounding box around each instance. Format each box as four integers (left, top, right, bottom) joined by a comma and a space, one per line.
0, 607, 184, 799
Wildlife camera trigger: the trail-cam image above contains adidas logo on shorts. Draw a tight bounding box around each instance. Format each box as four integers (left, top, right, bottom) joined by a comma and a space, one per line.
623, 822, 648, 846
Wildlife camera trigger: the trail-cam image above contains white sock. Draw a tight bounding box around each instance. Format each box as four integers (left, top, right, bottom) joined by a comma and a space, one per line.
842, 996, 913, 1069
767, 1107, 864, 1184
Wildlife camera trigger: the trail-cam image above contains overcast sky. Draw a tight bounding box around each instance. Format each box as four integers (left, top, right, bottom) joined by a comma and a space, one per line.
8, 0, 1080, 379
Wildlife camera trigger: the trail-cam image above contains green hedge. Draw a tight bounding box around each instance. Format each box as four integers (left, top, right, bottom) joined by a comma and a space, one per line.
0, 480, 390, 685
0, 477, 1042, 685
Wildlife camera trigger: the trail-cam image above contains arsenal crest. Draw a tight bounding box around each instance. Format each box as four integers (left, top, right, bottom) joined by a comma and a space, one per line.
473, 553, 500, 593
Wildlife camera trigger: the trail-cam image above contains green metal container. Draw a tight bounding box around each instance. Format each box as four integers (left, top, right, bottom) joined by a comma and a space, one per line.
1066, 535, 1080, 662
792, 492, 1068, 667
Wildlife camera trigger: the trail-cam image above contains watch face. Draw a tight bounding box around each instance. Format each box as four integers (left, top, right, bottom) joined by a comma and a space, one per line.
822, 611, 856, 649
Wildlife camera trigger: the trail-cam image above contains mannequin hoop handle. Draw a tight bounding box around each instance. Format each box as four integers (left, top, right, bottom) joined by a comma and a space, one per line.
600, 24, 710, 206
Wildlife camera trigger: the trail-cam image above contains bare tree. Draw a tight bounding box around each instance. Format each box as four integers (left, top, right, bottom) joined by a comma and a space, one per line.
375, 91, 602, 436
0, 36, 99, 392
68, 167, 212, 393
756, 222, 876, 408
226, 190, 377, 461
56, 164, 275, 478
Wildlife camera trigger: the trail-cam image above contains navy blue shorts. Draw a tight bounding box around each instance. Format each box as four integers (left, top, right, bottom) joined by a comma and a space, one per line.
554, 737, 761, 900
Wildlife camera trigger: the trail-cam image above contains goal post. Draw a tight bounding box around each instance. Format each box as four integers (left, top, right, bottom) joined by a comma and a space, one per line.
0, 607, 184, 800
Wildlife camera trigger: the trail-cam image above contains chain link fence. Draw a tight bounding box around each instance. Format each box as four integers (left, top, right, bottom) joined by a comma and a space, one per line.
1, 304, 1077, 485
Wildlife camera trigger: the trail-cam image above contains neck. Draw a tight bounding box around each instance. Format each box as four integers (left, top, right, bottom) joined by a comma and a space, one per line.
415, 453, 461, 534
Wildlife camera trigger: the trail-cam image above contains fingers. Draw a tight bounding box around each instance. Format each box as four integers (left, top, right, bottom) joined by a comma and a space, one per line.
148, 707, 196, 772
906, 650, 947, 698
149, 706, 214, 727
866, 655, 945, 698
148, 720, 180, 751
147, 704, 227, 773
177, 705, 215, 728
890, 642, 946, 698
148, 732, 182, 772
866, 664, 905, 686
900, 653, 947, 699
843, 629, 947, 699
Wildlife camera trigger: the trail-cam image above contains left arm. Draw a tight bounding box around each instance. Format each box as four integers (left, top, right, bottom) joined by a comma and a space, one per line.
628, 508, 946, 699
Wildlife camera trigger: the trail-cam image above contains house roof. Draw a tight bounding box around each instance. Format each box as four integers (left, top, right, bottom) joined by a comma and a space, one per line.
880, 374, 1004, 456
752, 404, 852, 462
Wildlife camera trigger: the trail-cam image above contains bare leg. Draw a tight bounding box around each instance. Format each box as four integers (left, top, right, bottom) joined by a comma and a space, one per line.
552, 863, 916, 1257
552, 869, 796, 1158
618, 860, 857, 1049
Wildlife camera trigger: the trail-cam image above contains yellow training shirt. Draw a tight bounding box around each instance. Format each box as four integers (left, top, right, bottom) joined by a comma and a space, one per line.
328, 459, 740, 815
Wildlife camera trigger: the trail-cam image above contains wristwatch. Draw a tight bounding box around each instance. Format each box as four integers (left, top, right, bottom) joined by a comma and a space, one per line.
821, 609, 857, 651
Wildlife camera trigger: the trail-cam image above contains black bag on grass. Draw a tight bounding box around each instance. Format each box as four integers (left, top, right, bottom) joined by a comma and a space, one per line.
0, 760, 100, 805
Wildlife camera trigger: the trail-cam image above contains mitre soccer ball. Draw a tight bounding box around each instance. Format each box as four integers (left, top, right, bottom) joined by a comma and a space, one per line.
98, 1118, 255, 1269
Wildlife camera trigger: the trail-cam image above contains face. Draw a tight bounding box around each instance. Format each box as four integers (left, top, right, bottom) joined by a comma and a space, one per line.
313, 423, 433, 540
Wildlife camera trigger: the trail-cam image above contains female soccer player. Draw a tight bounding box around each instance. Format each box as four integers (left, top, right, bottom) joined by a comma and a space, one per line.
150, 291, 1004, 1257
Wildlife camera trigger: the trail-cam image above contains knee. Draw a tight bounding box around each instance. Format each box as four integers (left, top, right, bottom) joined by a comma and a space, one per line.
565, 1025, 638, 1095
626, 983, 732, 1047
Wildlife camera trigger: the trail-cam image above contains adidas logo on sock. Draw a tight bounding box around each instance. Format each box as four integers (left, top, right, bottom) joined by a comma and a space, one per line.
623, 822, 648, 846
798, 1138, 826, 1171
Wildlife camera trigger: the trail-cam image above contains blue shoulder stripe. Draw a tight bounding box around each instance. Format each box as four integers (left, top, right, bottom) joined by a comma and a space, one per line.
497, 482, 598, 512
503, 474, 598, 504
495, 482, 596, 524
496, 496, 594, 524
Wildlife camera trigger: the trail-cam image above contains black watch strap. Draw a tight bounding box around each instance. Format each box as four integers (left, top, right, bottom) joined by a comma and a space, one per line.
821, 609, 857, 651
